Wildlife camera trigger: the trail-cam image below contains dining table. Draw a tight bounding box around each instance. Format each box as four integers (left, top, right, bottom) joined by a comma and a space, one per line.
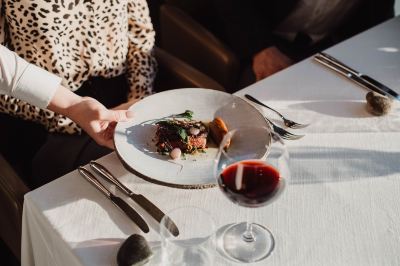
21, 16, 400, 266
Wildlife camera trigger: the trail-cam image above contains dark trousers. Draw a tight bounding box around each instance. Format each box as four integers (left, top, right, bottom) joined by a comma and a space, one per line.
1, 75, 129, 189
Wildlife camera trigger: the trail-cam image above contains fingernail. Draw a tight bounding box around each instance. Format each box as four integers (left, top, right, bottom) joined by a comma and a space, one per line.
126, 111, 134, 118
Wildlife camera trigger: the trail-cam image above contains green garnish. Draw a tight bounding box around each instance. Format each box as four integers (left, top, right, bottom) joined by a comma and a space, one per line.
156, 120, 188, 142
174, 110, 194, 120
141, 110, 194, 125
177, 127, 188, 142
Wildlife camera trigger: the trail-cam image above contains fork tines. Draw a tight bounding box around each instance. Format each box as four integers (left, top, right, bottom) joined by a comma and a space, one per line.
265, 117, 304, 140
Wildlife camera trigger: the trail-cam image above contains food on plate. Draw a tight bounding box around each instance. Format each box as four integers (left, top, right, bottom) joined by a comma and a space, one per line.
155, 118, 208, 159
209, 117, 230, 149
154, 111, 230, 159
169, 147, 182, 160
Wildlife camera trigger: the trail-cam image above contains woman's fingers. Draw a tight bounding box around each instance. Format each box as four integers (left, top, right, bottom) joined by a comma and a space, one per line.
98, 109, 134, 122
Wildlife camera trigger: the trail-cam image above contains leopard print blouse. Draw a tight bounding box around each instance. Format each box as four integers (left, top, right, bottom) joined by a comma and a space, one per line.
0, 0, 156, 134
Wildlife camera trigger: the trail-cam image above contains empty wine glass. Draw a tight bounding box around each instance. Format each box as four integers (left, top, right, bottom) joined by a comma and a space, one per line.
159, 206, 216, 265
213, 126, 290, 263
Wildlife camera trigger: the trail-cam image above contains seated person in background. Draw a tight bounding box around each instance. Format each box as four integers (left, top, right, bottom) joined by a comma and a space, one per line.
180, 0, 395, 89
0, 0, 157, 188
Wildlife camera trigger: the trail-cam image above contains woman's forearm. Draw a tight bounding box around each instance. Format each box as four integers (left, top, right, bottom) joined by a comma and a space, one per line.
0, 45, 62, 109
47, 85, 82, 116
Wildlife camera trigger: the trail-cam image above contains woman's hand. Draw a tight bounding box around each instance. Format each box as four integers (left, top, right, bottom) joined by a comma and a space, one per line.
111, 98, 140, 111
48, 85, 134, 149
66, 97, 134, 149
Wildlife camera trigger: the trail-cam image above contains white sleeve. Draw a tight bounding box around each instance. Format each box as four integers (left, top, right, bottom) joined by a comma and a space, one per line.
0, 45, 62, 109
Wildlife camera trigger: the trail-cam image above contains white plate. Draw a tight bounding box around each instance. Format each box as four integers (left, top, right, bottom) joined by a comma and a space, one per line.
114, 88, 270, 189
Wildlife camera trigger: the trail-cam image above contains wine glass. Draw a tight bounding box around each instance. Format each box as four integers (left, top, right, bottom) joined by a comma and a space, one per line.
159, 206, 216, 266
213, 126, 290, 263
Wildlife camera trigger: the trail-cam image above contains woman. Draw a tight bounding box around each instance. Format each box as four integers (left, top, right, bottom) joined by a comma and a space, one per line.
0, 0, 157, 187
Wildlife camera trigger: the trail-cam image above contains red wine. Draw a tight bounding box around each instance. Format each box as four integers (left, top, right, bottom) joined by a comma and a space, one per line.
218, 160, 281, 207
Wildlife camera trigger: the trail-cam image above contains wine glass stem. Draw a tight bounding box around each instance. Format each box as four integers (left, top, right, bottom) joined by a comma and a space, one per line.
242, 222, 256, 242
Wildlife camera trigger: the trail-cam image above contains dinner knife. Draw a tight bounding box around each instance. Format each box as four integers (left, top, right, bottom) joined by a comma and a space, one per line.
316, 52, 400, 101
78, 166, 149, 233
89, 161, 180, 237
314, 54, 391, 98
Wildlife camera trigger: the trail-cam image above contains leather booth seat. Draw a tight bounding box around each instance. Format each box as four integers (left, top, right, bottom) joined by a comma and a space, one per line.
159, 3, 241, 92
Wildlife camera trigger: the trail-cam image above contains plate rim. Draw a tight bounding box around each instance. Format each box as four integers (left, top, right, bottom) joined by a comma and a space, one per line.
113, 88, 270, 189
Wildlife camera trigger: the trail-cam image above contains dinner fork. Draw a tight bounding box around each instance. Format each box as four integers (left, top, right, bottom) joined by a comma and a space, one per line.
265, 117, 304, 140
245, 94, 308, 129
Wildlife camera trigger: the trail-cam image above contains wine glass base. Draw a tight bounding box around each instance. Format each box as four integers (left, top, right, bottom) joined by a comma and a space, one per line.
219, 222, 275, 263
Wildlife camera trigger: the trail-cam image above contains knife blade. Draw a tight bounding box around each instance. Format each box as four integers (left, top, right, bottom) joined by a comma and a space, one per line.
78, 167, 149, 233
89, 161, 180, 237
317, 52, 400, 101
314, 54, 391, 97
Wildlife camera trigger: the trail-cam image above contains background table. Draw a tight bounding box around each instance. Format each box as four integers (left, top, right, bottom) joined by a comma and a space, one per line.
22, 17, 400, 266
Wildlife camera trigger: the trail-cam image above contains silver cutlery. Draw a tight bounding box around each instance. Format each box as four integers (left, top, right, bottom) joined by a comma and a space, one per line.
78, 166, 150, 233
264, 117, 304, 140
89, 161, 180, 237
314, 55, 384, 96
315, 52, 400, 101
245, 94, 309, 129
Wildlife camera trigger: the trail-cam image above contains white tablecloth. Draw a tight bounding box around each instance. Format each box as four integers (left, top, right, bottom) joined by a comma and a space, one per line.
21, 17, 400, 266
